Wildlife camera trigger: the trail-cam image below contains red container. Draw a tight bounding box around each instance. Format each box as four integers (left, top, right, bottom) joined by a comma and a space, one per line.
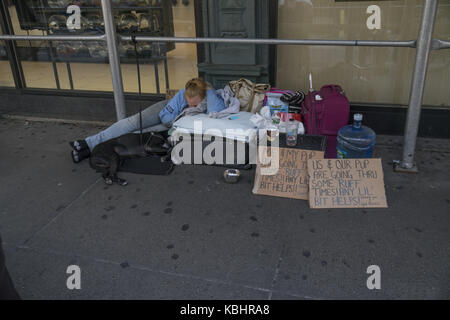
277, 112, 302, 123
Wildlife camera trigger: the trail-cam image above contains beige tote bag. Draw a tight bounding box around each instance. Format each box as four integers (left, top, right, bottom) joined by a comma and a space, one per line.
229, 78, 271, 114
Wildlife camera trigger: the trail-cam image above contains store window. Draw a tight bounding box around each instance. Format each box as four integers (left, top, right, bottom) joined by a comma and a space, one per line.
424, 1, 450, 107
120, 0, 198, 93
5, 0, 198, 93
277, 0, 449, 107
165, 1, 198, 91
0, 24, 16, 87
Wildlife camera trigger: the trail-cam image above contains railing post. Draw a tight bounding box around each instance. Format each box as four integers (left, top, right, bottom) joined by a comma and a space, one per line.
101, 0, 126, 121
396, 0, 438, 173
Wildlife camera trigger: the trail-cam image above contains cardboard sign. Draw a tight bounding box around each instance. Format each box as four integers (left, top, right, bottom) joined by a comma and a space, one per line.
253, 148, 325, 200
308, 158, 388, 209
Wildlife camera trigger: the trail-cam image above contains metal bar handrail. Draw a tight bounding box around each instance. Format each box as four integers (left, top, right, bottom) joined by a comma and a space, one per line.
0, 34, 106, 41
0, 34, 417, 48
432, 39, 450, 50
398, 0, 439, 171
100, 0, 125, 121
4, 34, 450, 51
120, 36, 418, 48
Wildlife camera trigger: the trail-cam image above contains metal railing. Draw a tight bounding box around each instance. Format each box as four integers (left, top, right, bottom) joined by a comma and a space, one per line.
0, 34, 106, 41
119, 36, 418, 47
398, 0, 439, 172
101, 0, 125, 121
0, 0, 448, 172
432, 39, 450, 50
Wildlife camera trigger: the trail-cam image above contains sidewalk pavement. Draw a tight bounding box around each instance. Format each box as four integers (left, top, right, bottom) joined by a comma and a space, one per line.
0, 116, 449, 300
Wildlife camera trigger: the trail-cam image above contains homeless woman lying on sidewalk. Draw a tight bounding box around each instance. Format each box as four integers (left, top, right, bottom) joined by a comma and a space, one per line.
68, 77, 240, 185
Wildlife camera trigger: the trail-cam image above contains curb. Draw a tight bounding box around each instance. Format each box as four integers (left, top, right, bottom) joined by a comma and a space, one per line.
0, 114, 113, 127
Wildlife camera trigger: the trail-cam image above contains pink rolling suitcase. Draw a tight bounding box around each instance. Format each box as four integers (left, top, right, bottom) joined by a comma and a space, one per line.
301, 85, 350, 158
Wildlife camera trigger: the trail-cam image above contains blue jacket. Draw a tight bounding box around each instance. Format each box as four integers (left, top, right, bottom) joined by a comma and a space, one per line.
159, 88, 226, 126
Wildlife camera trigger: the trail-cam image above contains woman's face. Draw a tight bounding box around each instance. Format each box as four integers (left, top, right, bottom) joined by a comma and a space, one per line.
185, 95, 203, 108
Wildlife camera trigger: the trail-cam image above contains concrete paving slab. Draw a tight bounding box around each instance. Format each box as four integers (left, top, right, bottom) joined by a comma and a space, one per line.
0, 119, 102, 245
3, 245, 269, 300
25, 162, 296, 290
271, 144, 450, 299
269, 292, 316, 300
1, 118, 450, 300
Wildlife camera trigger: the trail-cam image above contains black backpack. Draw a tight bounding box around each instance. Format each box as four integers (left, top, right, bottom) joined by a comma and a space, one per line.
89, 130, 174, 186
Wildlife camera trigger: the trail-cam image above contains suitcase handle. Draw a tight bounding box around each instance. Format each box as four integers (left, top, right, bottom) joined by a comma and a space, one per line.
320, 85, 345, 98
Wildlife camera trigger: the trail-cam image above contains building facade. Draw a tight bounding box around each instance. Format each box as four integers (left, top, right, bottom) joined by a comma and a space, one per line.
0, 0, 449, 136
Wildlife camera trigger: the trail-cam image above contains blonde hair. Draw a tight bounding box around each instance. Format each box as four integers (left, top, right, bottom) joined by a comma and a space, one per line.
185, 78, 207, 99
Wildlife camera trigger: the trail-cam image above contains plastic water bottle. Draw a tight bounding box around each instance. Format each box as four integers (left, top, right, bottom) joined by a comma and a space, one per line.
337, 114, 376, 159
286, 119, 298, 146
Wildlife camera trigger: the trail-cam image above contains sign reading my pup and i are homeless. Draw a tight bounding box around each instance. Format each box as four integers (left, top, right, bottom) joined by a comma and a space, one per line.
307, 158, 388, 209
253, 148, 324, 200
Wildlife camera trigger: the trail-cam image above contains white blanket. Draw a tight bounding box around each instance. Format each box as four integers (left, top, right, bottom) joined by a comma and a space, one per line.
171, 111, 257, 142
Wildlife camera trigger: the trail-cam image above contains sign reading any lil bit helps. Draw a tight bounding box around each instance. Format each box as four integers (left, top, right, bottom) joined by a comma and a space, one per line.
253, 148, 324, 200
307, 158, 388, 209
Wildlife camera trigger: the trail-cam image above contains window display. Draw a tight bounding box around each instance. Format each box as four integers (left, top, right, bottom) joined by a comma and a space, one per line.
14, 0, 175, 63
0, 24, 15, 87
2, 0, 198, 93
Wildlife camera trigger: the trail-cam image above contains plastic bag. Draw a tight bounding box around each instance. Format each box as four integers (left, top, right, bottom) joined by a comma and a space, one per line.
250, 106, 273, 129
265, 92, 289, 116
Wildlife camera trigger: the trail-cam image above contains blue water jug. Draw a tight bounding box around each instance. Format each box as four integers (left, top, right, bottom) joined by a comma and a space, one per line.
337, 114, 376, 159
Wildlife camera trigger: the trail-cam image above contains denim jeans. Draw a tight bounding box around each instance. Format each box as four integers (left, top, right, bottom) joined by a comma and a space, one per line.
85, 100, 168, 150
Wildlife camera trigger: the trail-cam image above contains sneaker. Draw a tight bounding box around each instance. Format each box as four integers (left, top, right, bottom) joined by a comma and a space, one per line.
102, 174, 128, 186
71, 149, 90, 164
113, 176, 129, 186
69, 140, 89, 151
